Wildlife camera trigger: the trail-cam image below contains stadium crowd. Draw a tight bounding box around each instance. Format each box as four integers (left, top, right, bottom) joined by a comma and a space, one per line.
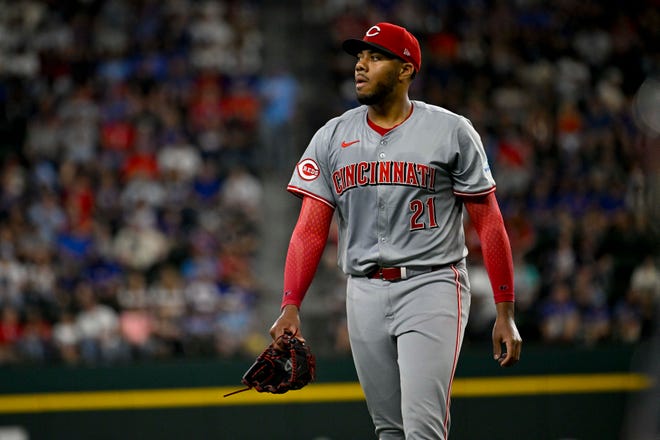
0, 0, 658, 365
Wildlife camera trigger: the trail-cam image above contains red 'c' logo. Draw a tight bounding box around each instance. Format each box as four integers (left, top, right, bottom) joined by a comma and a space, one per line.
297, 159, 320, 181
366, 25, 381, 37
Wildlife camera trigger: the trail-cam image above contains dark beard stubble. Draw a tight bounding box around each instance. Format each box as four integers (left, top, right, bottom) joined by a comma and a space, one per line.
356, 70, 398, 106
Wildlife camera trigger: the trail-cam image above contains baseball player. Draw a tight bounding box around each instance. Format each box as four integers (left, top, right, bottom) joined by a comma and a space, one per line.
269, 22, 522, 439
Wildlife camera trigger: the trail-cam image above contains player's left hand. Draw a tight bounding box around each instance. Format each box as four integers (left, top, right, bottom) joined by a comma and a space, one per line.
492, 302, 522, 367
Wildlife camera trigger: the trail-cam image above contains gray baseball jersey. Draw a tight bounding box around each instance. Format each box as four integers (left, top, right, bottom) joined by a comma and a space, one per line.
287, 100, 495, 276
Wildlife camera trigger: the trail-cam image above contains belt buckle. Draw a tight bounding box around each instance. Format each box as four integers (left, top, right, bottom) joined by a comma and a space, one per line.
376, 267, 405, 281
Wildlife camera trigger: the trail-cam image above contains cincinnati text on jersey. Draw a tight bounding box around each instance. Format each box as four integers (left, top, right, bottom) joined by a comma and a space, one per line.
332, 161, 436, 195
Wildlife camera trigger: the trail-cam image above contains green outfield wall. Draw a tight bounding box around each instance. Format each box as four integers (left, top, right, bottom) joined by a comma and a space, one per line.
0, 343, 655, 440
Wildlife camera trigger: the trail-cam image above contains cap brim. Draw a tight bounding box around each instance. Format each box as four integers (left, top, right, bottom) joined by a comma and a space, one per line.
342, 39, 401, 61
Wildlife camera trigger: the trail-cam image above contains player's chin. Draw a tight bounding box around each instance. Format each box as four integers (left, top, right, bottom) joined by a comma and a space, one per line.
356, 91, 378, 106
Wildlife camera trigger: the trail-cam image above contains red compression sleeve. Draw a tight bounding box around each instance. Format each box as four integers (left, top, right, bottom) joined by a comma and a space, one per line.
281, 196, 335, 309
464, 192, 515, 303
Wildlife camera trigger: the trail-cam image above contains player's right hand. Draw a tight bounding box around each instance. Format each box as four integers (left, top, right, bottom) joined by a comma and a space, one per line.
269, 304, 304, 350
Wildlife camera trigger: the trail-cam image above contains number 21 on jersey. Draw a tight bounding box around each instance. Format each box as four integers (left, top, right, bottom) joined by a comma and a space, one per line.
409, 196, 438, 230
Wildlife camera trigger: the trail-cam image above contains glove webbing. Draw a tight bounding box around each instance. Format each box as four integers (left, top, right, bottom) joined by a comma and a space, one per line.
223, 334, 293, 398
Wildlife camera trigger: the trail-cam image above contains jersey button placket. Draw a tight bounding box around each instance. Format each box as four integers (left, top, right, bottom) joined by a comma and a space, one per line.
376, 139, 388, 255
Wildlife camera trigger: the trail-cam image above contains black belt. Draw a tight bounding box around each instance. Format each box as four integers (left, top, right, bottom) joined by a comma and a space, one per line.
366, 265, 448, 282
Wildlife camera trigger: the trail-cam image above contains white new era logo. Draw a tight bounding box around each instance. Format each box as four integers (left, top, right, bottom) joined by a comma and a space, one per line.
403, 48, 411, 56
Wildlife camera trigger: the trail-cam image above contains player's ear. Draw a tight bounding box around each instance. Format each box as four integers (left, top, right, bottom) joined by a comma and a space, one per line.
399, 62, 415, 81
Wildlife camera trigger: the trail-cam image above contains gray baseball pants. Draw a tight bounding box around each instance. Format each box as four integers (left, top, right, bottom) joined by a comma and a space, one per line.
346, 261, 471, 440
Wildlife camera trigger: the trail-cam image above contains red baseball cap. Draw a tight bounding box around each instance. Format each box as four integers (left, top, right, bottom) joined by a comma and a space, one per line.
342, 22, 421, 72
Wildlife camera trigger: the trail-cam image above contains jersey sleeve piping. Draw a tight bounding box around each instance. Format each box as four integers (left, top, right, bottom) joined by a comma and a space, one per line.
453, 186, 496, 197
287, 185, 336, 209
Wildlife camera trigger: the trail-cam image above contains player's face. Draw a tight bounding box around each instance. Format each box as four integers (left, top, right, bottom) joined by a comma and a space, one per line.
354, 50, 401, 105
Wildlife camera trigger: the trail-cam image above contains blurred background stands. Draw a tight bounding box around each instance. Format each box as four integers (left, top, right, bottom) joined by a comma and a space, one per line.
0, 0, 658, 365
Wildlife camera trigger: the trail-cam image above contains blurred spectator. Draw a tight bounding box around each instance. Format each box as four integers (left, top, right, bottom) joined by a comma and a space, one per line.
117, 271, 150, 311
157, 134, 202, 183
181, 269, 221, 356
56, 84, 100, 165
27, 190, 67, 244
628, 255, 660, 338
214, 283, 259, 358
149, 265, 187, 318
220, 79, 261, 130
0, 246, 27, 309
74, 282, 128, 364
16, 306, 52, 363
56, 222, 94, 263
613, 288, 645, 344
192, 161, 223, 204
630, 256, 660, 304
112, 205, 170, 271
538, 282, 581, 344
258, 66, 300, 172
119, 303, 158, 360
23, 245, 58, 312
219, 166, 263, 221
511, 252, 542, 339
149, 265, 186, 357
0, 305, 22, 364
52, 309, 80, 365
574, 266, 611, 346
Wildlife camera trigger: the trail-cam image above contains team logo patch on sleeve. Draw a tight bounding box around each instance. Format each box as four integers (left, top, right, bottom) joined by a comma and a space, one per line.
297, 158, 320, 181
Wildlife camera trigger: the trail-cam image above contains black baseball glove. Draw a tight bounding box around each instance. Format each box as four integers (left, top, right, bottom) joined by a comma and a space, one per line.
224, 335, 316, 396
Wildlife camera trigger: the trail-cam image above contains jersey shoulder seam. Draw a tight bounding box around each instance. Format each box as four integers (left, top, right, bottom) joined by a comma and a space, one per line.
415, 101, 469, 126
453, 186, 496, 197
287, 185, 336, 208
